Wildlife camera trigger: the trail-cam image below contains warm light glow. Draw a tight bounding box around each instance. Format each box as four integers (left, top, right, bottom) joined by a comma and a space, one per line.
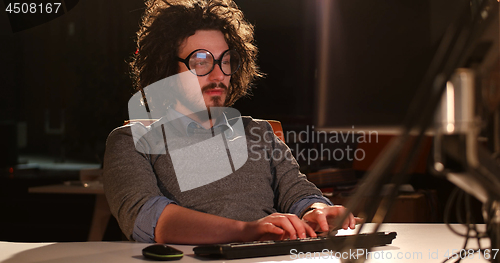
447, 123, 455, 133
434, 162, 444, 172
446, 81, 455, 133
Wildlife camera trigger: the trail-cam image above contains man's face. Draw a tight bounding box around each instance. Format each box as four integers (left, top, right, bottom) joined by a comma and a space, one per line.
177, 30, 230, 113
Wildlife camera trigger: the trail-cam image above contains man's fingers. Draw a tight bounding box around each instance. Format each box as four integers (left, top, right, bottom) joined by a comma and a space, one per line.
303, 209, 330, 233
341, 211, 354, 229
315, 211, 329, 232
285, 214, 307, 239
309, 206, 361, 230
350, 213, 356, 229
258, 211, 364, 242
270, 214, 297, 239
303, 221, 317, 238
269, 214, 321, 239
263, 222, 284, 235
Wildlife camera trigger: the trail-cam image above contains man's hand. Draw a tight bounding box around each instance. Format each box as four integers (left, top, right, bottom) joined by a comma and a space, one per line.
301, 205, 362, 233
242, 213, 317, 242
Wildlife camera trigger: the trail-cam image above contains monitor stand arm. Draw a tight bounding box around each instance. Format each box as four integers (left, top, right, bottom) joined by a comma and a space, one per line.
434, 69, 500, 262
435, 133, 500, 262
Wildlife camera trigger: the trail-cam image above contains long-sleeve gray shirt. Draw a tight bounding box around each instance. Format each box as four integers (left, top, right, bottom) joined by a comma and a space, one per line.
103, 113, 331, 242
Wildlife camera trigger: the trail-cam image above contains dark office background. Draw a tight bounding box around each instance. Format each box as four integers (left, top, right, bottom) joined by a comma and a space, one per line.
0, 0, 468, 163
0, 0, 487, 241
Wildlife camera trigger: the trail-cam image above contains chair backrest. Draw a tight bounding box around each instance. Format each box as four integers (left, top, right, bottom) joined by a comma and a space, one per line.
266, 120, 285, 142
124, 119, 285, 142
352, 134, 433, 174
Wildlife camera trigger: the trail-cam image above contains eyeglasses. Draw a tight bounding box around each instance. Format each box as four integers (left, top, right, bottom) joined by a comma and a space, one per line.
177, 49, 241, 76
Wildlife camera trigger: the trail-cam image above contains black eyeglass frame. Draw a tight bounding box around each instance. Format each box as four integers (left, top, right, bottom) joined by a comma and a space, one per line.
176, 49, 241, 77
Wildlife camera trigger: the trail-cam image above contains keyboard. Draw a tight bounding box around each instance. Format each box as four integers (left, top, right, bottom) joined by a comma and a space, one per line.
193, 231, 397, 259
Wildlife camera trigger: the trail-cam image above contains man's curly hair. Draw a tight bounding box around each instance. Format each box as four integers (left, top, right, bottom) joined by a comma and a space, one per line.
130, 0, 261, 106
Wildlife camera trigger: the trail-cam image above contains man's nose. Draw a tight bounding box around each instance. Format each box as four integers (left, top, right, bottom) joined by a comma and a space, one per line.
208, 64, 225, 82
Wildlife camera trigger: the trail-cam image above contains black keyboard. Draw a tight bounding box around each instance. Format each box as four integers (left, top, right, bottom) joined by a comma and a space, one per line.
193, 231, 397, 259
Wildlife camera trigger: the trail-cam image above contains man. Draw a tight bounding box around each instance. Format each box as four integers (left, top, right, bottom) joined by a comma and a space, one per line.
103, 0, 358, 244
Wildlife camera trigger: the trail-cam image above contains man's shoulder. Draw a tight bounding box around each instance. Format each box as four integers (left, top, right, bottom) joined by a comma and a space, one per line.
227, 116, 272, 129
108, 124, 130, 137
107, 122, 146, 137
106, 121, 154, 143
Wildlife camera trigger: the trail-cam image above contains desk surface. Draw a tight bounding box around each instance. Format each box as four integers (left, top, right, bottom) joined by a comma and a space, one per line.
0, 224, 492, 263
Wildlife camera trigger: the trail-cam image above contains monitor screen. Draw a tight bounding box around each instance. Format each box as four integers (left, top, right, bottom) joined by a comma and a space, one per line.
314, 0, 470, 132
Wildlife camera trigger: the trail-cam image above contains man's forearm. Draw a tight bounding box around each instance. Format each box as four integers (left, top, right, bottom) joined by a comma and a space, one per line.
154, 204, 246, 244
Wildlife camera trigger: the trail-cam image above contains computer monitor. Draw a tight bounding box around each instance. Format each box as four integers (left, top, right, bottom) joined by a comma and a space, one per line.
313, 0, 475, 133
313, 0, 500, 230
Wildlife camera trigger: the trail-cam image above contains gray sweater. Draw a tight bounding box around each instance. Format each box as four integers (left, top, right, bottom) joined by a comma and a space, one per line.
103, 116, 327, 240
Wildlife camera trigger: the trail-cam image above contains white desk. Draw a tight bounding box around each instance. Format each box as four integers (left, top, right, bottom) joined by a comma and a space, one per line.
0, 224, 493, 263
28, 183, 111, 241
